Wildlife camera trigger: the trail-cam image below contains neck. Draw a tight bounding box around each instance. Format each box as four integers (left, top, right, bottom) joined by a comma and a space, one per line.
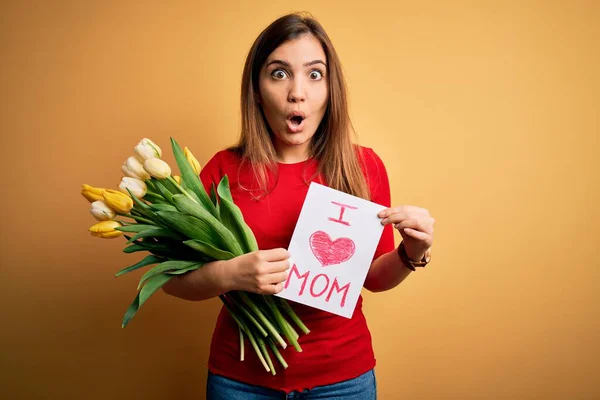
273, 141, 311, 164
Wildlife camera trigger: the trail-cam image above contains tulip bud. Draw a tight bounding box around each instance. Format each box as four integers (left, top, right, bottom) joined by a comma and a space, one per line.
184, 146, 201, 176
90, 200, 116, 221
89, 220, 123, 239
172, 175, 182, 185
119, 177, 147, 198
81, 184, 106, 203
122, 156, 150, 181
134, 138, 162, 161
144, 158, 171, 180
103, 189, 134, 214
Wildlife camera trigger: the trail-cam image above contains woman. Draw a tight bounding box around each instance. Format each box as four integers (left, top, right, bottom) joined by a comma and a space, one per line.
163, 12, 435, 399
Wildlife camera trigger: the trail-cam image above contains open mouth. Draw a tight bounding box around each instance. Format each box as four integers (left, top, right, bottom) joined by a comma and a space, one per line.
286, 112, 306, 133
290, 115, 304, 126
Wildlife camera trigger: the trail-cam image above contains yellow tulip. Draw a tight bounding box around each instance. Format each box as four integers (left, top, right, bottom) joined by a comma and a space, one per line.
173, 175, 182, 184
144, 158, 171, 180
103, 189, 133, 214
81, 184, 106, 203
184, 146, 201, 176
89, 220, 123, 239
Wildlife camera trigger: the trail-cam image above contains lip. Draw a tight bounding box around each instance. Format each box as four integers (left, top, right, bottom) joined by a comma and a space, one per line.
286, 117, 306, 133
285, 110, 307, 133
286, 110, 307, 119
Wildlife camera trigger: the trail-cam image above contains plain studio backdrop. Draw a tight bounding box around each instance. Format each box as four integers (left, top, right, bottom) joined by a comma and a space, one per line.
0, 1, 598, 399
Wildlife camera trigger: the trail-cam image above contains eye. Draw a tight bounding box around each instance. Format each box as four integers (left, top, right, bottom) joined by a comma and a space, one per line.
309, 70, 323, 80
271, 69, 288, 80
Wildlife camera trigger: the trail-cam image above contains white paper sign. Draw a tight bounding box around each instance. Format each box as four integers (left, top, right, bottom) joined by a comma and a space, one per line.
276, 182, 387, 318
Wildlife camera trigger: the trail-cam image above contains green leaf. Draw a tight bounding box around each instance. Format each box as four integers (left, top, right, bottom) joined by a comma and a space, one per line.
137, 260, 201, 289
160, 176, 180, 195
153, 180, 174, 203
155, 210, 242, 255
126, 189, 157, 220
143, 192, 168, 204
183, 239, 236, 260
170, 137, 217, 217
217, 175, 259, 253
210, 182, 220, 216
121, 273, 172, 328
124, 241, 170, 254
123, 244, 147, 254
127, 188, 151, 210
149, 203, 178, 212
116, 224, 156, 233
182, 179, 202, 204
126, 227, 184, 243
115, 255, 162, 277
165, 198, 243, 256
166, 264, 202, 275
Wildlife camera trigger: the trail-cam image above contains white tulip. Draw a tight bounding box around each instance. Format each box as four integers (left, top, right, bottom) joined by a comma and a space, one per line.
90, 200, 116, 221
119, 177, 147, 198
134, 138, 162, 161
144, 158, 171, 179
122, 156, 150, 180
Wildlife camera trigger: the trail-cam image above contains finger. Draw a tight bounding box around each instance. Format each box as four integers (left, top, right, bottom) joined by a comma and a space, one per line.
393, 219, 432, 235
265, 270, 289, 285
378, 206, 429, 218
383, 212, 431, 226
378, 206, 404, 218
265, 259, 291, 273
393, 217, 434, 234
262, 282, 284, 295
381, 212, 416, 225
262, 248, 291, 262
402, 228, 430, 241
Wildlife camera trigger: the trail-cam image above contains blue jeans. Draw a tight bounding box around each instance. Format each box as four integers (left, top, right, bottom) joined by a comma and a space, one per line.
206, 369, 377, 399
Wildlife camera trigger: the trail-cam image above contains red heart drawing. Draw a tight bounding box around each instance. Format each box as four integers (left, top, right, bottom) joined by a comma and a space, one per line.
309, 230, 356, 267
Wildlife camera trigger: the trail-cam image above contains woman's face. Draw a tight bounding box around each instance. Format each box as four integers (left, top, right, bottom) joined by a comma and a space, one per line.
258, 34, 329, 159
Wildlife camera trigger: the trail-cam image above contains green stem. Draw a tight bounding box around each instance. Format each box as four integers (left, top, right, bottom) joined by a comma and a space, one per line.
229, 294, 268, 337
167, 176, 198, 204
282, 317, 299, 341
279, 298, 310, 334
258, 336, 276, 376
145, 179, 158, 192
144, 192, 165, 202
264, 296, 301, 352
267, 337, 288, 369
239, 292, 287, 349
245, 326, 270, 373
122, 213, 155, 225
239, 327, 245, 362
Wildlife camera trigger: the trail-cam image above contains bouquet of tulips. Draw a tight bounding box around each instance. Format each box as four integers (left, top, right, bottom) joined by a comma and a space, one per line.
81, 137, 309, 374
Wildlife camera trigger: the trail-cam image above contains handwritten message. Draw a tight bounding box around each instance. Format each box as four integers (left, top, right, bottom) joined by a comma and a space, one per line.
276, 182, 386, 318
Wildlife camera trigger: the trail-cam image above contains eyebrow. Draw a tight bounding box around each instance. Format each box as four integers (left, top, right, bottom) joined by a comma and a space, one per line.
266, 59, 327, 68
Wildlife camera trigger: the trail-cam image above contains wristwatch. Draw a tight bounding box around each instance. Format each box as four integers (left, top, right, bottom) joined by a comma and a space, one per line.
397, 241, 431, 271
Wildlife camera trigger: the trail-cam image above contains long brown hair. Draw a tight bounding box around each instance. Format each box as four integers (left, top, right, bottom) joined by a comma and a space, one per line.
230, 12, 370, 200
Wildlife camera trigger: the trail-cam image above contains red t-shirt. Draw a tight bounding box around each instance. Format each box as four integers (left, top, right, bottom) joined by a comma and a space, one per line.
199, 146, 395, 393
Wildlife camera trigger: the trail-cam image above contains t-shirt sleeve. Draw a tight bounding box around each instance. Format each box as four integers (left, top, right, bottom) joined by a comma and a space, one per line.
363, 148, 396, 261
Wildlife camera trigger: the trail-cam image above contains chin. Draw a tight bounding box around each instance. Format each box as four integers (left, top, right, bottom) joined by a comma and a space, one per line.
278, 132, 313, 146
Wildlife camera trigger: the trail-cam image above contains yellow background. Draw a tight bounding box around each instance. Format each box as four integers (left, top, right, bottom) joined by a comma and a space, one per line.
1, 1, 598, 399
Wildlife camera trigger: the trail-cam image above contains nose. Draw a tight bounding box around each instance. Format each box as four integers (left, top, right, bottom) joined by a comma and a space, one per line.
287, 78, 306, 103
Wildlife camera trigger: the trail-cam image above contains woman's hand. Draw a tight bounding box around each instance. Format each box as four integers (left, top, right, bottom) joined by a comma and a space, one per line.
378, 205, 435, 261
226, 248, 291, 295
